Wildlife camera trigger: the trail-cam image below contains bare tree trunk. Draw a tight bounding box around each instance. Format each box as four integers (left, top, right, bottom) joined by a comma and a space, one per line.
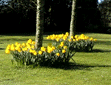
69, 0, 76, 38
35, 0, 45, 50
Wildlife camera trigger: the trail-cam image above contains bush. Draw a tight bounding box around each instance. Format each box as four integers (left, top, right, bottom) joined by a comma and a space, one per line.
5, 38, 75, 67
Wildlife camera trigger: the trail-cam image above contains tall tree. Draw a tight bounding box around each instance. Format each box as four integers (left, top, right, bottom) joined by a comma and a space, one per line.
35, 0, 45, 50
69, 0, 76, 38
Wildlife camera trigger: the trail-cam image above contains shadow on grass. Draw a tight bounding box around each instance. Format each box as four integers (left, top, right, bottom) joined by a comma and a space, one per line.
0, 48, 5, 50
28, 61, 111, 71
94, 41, 111, 45
0, 38, 32, 42
86, 49, 111, 53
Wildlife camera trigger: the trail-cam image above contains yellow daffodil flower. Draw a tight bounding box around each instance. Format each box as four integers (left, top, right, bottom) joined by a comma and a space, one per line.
63, 36, 67, 41
65, 32, 69, 36
10, 44, 15, 51
68, 39, 72, 42
60, 42, 64, 47
52, 46, 55, 50
41, 46, 46, 52
76, 38, 79, 41
56, 53, 60, 56
32, 41, 35, 44
63, 46, 67, 49
38, 51, 42, 55
22, 47, 28, 51
17, 48, 22, 52
22, 43, 26, 47
15, 42, 19, 46
29, 49, 34, 53
56, 38, 60, 42
94, 39, 97, 41
6, 44, 11, 50
31, 45, 35, 49
71, 36, 74, 39
5, 49, 10, 54
73, 39, 76, 41
46, 36, 50, 39
90, 37, 93, 41
62, 49, 66, 53
75, 35, 78, 39
27, 39, 32, 44
33, 51, 37, 55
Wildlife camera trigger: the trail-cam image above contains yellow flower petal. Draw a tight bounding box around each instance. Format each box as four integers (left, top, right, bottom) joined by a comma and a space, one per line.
33, 52, 37, 55
62, 49, 66, 53
56, 53, 60, 56
38, 51, 42, 55
27, 39, 32, 44
5, 49, 10, 54
68, 39, 72, 42
63, 46, 67, 49
94, 39, 97, 41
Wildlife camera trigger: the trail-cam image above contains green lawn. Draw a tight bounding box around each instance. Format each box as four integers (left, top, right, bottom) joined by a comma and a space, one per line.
0, 32, 111, 85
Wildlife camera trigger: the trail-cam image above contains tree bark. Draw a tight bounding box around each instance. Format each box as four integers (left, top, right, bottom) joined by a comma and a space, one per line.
35, 0, 45, 50
69, 0, 76, 38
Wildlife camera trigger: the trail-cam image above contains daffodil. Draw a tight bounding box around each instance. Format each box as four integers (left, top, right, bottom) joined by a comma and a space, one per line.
90, 37, 93, 41
56, 38, 60, 42
63, 46, 67, 49
65, 32, 69, 36
51, 36, 55, 40
31, 45, 35, 49
29, 49, 34, 53
71, 36, 74, 39
6, 44, 11, 50
15, 42, 19, 46
63, 35, 67, 41
73, 39, 76, 41
27, 39, 32, 44
62, 49, 66, 53
46, 36, 51, 39
38, 51, 42, 55
10, 44, 15, 51
26, 44, 31, 49
5, 49, 10, 54
52, 46, 55, 50
15, 46, 20, 51
22, 47, 28, 51
41, 46, 46, 52
33, 51, 37, 55
22, 43, 26, 47
76, 38, 79, 41
47, 49, 52, 53
94, 39, 97, 41
17, 48, 22, 52
60, 42, 64, 47
75, 35, 78, 39
68, 39, 72, 42
56, 53, 60, 56
32, 41, 35, 44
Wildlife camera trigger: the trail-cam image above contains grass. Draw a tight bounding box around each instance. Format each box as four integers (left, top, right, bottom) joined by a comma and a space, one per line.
0, 32, 111, 85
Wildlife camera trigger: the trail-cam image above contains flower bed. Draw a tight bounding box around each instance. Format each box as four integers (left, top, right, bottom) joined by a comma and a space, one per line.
5, 38, 75, 67
5, 32, 97, 67
46, 32, 97, 52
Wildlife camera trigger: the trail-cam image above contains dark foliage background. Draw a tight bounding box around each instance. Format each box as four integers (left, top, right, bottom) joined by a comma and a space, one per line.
0, 0, 107, 34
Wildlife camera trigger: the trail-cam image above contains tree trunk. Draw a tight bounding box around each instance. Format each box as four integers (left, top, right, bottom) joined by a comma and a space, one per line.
69, 0, 76, 38
35, 0, 45, 50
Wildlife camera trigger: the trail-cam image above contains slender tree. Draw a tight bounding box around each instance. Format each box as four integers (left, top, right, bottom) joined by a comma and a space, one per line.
69, 0, 76, 38
35, 0, 45, 50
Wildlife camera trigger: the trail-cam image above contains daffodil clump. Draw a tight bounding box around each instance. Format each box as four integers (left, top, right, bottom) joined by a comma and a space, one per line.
46, 32, 97, 51
5, 39, 75, 66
